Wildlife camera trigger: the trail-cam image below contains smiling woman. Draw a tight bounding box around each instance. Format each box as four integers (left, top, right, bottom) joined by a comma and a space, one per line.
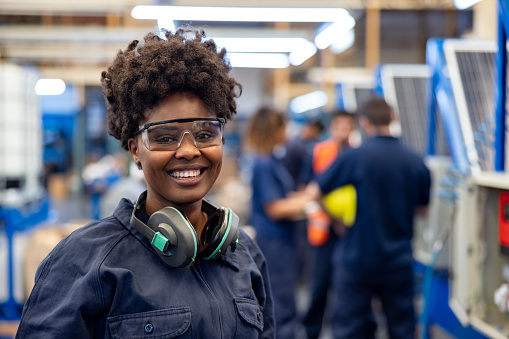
15, 27, 275, 339
128, 92, 226, 214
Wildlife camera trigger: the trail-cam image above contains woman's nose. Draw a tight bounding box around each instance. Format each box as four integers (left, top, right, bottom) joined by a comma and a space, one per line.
176, 131, 198, 149
175, 131, 200, 159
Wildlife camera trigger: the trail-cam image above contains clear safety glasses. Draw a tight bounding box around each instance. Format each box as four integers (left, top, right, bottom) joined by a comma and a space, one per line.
134, 117, 226, 151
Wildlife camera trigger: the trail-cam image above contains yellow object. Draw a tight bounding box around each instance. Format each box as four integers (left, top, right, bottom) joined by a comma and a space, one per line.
323, 184, 357, 227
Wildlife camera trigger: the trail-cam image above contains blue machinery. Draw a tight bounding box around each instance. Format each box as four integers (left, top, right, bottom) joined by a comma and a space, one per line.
496, 0, 509, 172
425, 0, 509, 336
363, 1, 509, 336
335, 74, 375, 113
0, 197, 49, 320
0, 63, 52, 321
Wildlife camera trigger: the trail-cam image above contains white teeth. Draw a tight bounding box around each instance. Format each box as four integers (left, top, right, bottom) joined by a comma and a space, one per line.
170, 169, 201, 179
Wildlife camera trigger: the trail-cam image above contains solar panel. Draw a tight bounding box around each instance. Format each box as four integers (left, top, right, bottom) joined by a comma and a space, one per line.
353, 87, 375, 113
379, 64, 448, 157
337, 76, 375, 113
336, 76, 375, 143
444, 40, 497, 172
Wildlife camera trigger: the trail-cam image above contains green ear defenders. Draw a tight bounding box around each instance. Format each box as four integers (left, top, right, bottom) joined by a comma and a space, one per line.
130, 191, 240, 268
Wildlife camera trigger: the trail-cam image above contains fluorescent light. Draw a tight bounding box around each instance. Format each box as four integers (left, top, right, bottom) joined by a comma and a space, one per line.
289, 41, 317, 66
132, 6, 352, 23
132, 5, 355, 66
132, 5, 354, 66
454, 0, 482, 9
214, 37, 307, 53
315, 19, 355, 50
213, 37, 317, 66
290, 91, 328, 113
157, 18, 175, 33
35, 78, 66, 95
227, 53, 290, 68
330, 28, 355, 54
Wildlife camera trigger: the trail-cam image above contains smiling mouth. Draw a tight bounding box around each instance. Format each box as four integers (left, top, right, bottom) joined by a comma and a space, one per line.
169, 168, 204, 179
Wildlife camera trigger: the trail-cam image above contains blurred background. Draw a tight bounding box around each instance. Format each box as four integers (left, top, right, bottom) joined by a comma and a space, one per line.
2, 0, 509, 338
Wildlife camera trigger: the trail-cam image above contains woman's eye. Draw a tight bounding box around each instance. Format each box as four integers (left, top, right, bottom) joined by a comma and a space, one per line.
195, 132, 213, 141
153, 136, 177, 144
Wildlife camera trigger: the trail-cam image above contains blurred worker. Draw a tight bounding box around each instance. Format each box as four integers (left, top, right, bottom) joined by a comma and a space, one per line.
282, 118, 324, 286
313, 97, 431, 339
245, 107, 314, 339
99, 160, 146, 219
282, 118, 324, 189
302, 110, 355, 339
16, 27, 275, 338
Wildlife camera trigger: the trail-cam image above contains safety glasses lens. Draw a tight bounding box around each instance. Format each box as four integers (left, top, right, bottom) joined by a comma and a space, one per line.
144, 120, 222, 151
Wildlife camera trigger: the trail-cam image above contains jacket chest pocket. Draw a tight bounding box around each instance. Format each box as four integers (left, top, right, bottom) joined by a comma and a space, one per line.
234, 297, 264, 338
107, 307, 191, 339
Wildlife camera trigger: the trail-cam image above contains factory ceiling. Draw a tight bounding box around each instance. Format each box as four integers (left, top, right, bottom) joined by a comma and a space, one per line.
0, 0, 475, 86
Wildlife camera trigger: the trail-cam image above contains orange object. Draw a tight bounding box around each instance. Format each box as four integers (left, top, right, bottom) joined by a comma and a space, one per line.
312, 139, 340, 174
306, 139, 341, 246
305, 201, 331, 246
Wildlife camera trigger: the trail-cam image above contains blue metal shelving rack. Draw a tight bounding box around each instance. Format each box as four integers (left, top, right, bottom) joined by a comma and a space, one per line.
0, 196, 49, 320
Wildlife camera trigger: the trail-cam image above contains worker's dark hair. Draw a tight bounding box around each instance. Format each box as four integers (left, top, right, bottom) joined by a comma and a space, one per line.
101, 27, 242, 150
331, 109, 355, 120
358, 97, 392, 126
307, 118, 324, 133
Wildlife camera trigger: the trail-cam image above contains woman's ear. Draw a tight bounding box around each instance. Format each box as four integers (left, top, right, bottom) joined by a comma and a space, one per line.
128, 138, 142, 170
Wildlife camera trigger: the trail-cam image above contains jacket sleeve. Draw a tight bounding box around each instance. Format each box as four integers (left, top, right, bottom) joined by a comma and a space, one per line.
16, 235, 105, 338
316, 150, 355, 195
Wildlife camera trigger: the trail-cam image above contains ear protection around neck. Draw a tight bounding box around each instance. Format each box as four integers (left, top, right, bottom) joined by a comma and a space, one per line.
130, 191, 239, 268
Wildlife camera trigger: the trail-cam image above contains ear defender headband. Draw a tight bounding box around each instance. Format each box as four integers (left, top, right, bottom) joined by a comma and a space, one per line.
130, 192, 239, 268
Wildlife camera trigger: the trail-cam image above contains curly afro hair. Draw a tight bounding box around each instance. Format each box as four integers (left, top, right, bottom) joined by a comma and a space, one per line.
101, 27, 242, 150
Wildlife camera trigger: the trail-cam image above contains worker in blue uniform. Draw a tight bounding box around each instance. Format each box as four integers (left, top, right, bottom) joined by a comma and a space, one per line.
281, 118, 324, 289
16, 27, 275, 338
313, 97, 431, 339
245, 107, 314, 339
302, 110, 355, 339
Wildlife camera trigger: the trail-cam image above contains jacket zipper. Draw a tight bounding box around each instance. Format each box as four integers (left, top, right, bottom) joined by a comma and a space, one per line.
192, 261, 224, 338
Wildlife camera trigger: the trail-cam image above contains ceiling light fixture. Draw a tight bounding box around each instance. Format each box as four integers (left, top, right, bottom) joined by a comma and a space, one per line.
330, 29, 355, 54
315, 19, 356, 50
157, 18, 175, 34
214, 37, 317, 66
454, 0, 483, 9
227, 53, 290, 69
132, 6, 352, 23
132, 5, 354, 66
35, 78, 66, 96
290, 91, 328, 113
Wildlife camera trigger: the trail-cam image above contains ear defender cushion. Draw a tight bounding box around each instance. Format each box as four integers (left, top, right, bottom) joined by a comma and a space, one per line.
148, 207, 199, 268
200, 207, 240, 260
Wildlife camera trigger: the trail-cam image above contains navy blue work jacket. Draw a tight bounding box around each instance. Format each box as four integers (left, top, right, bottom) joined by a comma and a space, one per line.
317, 136, 431, 276
250, 155, 296, 241
16, 198, 275, 338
